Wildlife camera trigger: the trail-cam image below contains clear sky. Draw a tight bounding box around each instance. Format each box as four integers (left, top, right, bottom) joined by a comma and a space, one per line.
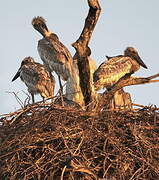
1, 0, 159, 114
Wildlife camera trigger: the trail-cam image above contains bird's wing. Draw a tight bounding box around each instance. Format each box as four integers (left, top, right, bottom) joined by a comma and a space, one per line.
38, 38, 71, 65
38, 38, 71, 81
34, 63, 55, 85
93, 57, 133, 89
51, 40, 72, 62
34, 64, 55, 98
46, 34, 73, 64
21, 63, 55, 98
38, 39, 55, 70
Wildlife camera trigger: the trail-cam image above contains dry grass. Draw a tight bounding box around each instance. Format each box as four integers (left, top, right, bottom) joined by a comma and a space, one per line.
0, 102, 159, 180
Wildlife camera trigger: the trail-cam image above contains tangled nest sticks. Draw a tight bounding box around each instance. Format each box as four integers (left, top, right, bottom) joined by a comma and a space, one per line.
0, 103, 159, 180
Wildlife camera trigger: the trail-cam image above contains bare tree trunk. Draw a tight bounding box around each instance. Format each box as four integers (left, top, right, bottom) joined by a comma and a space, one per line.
72, 0, 101, 108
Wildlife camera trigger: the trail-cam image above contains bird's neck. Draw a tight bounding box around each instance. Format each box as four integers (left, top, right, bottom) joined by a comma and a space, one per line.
45, 33, 59, 42
44, 31, 53, 37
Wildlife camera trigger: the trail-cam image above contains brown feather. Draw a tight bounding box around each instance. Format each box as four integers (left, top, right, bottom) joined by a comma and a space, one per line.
32, 16, 73, 81
94, 56, 140, 90
13, 57, 55, 101
38, 38, 72, 81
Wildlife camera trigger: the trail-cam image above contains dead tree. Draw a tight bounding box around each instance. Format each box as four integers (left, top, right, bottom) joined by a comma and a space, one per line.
72, 0, 101, 108
72, 0, 159, 111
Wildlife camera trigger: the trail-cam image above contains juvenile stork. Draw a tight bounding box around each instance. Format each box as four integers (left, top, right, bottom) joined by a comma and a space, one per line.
12, 57, 55, 103
65, 53, 97, 107
31, 16, 73, 93
93, 47, 148, 90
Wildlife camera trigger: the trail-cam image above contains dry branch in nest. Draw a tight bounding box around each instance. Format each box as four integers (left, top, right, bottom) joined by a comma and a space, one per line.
0, 103, 159, 179
97, 73, 159, 112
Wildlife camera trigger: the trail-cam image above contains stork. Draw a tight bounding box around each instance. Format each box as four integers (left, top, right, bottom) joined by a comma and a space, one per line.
65, 52, 97, 107
31, 16, 73, 94
12, 57, 55, 103
93, 47, 147, 109
93, 47, 148, 91
109, 88, 132, 110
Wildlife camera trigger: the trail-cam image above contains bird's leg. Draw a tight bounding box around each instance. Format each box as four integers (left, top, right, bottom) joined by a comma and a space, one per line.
58, 75, 63, 94
58, 75, 64, 106
42, 96, 45, 104
31, 93, 35, 104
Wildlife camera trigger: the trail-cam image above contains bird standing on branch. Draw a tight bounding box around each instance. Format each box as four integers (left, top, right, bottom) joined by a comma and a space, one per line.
32, 16, 73, 94
93, 47, 148, 91
12, 57, 55, 103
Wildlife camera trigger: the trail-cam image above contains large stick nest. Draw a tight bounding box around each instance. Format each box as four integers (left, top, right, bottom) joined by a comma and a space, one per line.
0, 103, 159, 180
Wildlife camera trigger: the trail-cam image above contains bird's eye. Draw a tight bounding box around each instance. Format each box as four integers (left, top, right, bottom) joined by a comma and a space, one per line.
41, 23, 46, 28
131, 50, 136, 54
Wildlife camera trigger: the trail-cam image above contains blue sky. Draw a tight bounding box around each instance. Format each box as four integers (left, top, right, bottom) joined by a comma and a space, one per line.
1, 0, 159, 114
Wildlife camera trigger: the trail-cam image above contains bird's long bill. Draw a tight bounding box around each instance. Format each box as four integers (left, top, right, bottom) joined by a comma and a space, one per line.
12, 69, 21, 82
135, 54, 148, 69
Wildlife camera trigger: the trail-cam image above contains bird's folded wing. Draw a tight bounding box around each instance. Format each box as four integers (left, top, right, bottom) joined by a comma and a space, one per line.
94, 57, 133, 87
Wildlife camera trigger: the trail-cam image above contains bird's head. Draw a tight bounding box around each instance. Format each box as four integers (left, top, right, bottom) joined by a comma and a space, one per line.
12, 57, 35, 82
21, 56, 35, 66
124, 47, 148, 69
32, 16, 50, 37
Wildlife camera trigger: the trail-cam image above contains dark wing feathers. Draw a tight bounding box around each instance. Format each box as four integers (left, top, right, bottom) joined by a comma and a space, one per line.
38, 37, 72, 81
106, 55, 123, 60
46, 34, 72, 63
93, 56, 133, 89
20, 62, 55, 97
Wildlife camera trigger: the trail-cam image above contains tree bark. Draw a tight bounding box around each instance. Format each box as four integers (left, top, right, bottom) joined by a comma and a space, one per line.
72, 0, 101, 107
97, 73, 159, 111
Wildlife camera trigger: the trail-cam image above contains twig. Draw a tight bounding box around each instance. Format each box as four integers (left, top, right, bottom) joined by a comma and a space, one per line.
22, 90, 31, 105
60, 165, 67, 180
6, 91, 24, 108
72, 163, 98, 179
129, 166, 143, 180
60, 132, 73, 155
73, 132, 84, 155
128, 150, 159, 174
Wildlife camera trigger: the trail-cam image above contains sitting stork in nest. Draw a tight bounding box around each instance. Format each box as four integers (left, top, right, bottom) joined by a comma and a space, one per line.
93, 47, 148, 90
93, 47, 148, 109
12, 57, 55, 103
